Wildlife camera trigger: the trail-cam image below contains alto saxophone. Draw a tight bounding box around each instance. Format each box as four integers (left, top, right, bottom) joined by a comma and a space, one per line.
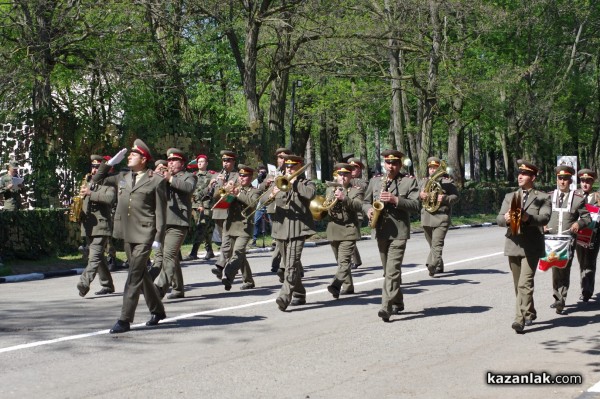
69, 173, 91, 223
370, 173, 388, 228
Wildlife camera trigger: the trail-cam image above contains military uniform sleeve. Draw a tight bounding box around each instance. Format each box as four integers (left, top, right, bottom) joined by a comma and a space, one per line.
89, 185, 116, 206
362, 179, 375, 215
295, 179, 316, 201
395, 178, 420, 213
576, 197, 591, 229
345, 187, 364, 212
442, 180, 459, 206
525, 194, 551, 226
170, 173, 196, 194
497, 194, 510, 227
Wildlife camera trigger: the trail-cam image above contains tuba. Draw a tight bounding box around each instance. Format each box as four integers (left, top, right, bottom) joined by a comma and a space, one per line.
509, 191, 522, 236
422, 160, 447, 213
309, 182, 341, 221
69, 173, 91, 223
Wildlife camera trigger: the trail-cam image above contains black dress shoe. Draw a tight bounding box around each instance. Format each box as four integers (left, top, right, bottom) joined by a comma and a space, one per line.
211, 266, 223, 279
427, 264, 436, 277
110, 320, 131, 334
378, 309, 391, 322
550, 300, 561, 308
340, 288, 355, 295
240, 283, 255, 290
327, 285, 340, 299
77, 282, 89, 297
222, 278, 232, 291
276, 268, 285, 283
350, 262, 359, 269
276, 297, 287, 311
167, 293, 184, 299
511, 322, 524, 333
581, 291, 592, 302
94, 287, 114, 295
392, 304, 405, 314
146, 313, 166, 326
290, 297, 306, 306
204, 251, 215, 260
435, 267, 444, 274
183, 254, 198, 261
524, 319, 533, 326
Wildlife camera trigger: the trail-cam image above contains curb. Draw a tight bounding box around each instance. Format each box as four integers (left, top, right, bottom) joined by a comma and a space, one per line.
1, 222, 497, 283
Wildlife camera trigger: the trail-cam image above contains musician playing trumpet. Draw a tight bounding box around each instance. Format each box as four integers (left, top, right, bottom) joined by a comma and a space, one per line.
325, 163, 364, 299
419, 157, 459, 277
362, 149, 419, 322
497, 160, 551, 333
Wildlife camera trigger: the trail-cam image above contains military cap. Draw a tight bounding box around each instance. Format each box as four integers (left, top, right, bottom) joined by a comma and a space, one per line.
166, 148, 186, 162
8, 161, 18, 169
381, 149, 404, 161
196, 154, 208, 161
275, 147, 292, 156
427, 157, 441, 167
155, 159, 168, 167
283, 154, 304, 165
90, 154, 104, 166
334, 162, 354, 173
131, 139, 153, 161
257, 163, 267, 170
348, 157, 365, 169
517, 159, 539, 176
238, 164, 255, 176
220, 150, 236, 160
578, 168, 597, 180
555, 165, 575, 177
341, 153, 354, 163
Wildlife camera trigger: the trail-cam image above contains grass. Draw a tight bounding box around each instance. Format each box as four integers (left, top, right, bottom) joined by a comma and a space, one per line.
0, 213, 497, 277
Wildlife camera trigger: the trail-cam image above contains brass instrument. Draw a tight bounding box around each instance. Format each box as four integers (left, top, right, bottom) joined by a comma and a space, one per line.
211, 182, 241, 210
509, 191, 522, 236
68, 173, 91, 223
422, 160, 447, 213
243, 163, 312, 219
370, 173, 389, 229
309, 182, 341, 221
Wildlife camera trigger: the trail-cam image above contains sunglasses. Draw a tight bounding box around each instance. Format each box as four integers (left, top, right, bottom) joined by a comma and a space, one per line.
385, 160, 400, 165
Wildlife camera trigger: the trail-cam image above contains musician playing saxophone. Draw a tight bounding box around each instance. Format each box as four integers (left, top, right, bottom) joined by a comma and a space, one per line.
362, 149, 420, 322
325, 163, 364, 299
497, 160, 551, 333
419, 157, 459, 277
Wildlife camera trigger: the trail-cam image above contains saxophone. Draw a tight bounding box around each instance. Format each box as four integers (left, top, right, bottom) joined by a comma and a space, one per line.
68, 173, 91, 223
422, 160, 447, 213
370, 173, 388, 228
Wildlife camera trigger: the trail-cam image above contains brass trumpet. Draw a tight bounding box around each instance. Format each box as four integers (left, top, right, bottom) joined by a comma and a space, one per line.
211, 182, 241, 210
242, 162, 311, 219
309, 183, 342, 221
68, 173, 91, 223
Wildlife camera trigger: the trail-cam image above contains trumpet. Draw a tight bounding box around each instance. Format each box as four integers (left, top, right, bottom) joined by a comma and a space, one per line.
243, 162, 312, 219
310, 183, 342, 221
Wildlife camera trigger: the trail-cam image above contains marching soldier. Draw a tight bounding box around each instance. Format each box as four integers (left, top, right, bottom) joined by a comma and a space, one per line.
154, 149, 197, 299
0, 161, 26, 210
148, 159, 169, 279
325, 163, 364, 299
272, 154, 316, 311
184, 154, 215, 261
347, 157, 368, 271
363, 149, 420, 322
210, 150, 240, 279
419, 157, 459, 277
575, 168, 600, 303
497, 160, 551, 333
76, 155, 116, 297
221, 165, 261, 291
94, 139, 167, 334
544, 165, 590, 315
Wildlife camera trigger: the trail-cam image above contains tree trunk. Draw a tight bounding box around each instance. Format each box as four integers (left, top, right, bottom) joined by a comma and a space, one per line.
447, 96, 464, 187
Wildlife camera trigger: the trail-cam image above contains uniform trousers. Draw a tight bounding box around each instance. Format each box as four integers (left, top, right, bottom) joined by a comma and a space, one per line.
575, 240, 599, 296
155, 226, 188, 296
508, 255, 538, 324
351, 246, 362, 267
191, 212, 214, 252
551, 239, 575, 305
377, 238, 407, 312
121, 242, 165, 322
79, 236, 114, 291
214, 220, 231, 268
329, 240, 355, 290
423, 225, 448, 271
223, 235, 254, 285
277, 237, 306, 305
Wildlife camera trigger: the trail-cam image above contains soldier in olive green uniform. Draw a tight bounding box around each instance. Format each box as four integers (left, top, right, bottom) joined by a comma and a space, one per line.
0, 161, 26, 210
221, 165, 261, 290
272, 155, 316, 311
348, 157, 368, 271
94, 139, 167, 334
363, 149, 420, 322
419, 157, 459, 277
154, 149, 197, 299
76, 155, 116, 297
185, 154, 215, 260
497, 160, 551, 333
325, 163, 364, 299
574, 168, 600, 302
544, 165, 590, 314
148, 159, 169, 279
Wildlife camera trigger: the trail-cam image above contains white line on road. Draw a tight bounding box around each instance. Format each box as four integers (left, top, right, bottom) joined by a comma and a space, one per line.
0, 251, 503, 355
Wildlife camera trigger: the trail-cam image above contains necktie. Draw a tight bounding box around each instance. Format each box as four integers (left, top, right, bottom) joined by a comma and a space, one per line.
558, 192, 564, 208
522, 190, 529, 207
132, 172, 137, 187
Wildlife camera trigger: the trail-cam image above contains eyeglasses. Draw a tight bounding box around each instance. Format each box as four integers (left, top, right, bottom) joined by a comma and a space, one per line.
384, 160, 399, 165
557, 176, 571, 181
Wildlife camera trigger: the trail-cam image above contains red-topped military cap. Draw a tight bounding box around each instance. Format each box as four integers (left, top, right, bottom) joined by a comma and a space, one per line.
131, 139, 153, 161
578, 168, 597, 180
347, 157, 364, 169
167, 148, 186, 163
334, 162, 354, 173
381, 149, 404, 161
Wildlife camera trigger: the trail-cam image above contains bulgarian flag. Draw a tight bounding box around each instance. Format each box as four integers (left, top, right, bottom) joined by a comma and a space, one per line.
538, 235, 571, 272
212, 194, 236, 209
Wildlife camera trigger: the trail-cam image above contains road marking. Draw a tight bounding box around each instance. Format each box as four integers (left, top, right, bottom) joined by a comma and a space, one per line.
589, 380, 600, 392
0, 251, 503, 354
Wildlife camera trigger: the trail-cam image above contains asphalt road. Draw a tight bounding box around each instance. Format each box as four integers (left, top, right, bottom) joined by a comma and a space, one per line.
1, 226, 599, 399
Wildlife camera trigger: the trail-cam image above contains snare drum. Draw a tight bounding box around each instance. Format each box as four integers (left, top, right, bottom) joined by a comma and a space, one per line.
538, 235, 573, 272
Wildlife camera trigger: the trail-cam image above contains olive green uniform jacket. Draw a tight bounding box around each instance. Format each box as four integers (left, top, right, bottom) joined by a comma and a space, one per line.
326, 185, 364, 241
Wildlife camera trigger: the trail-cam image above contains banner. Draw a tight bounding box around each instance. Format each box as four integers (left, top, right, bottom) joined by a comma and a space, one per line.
538, 235, 572, 272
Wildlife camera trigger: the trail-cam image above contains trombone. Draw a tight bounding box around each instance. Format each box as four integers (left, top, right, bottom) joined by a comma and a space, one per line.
243, 162, 312, 219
